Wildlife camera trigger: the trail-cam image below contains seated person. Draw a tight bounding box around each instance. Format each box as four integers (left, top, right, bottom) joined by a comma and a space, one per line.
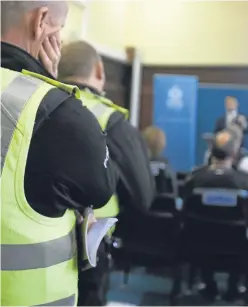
184, 129, 248, 302
237, 147, 248, 174
193, 124, 246, 175
143, 126, 178, 196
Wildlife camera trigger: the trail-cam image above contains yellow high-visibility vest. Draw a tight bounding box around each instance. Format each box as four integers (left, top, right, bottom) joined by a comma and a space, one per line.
80, 89, 129, 220
1, 68, 79, 306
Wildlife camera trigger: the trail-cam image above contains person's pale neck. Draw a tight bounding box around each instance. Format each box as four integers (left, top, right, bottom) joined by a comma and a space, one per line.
2, 30, 34, 56
62, 76, 101, 92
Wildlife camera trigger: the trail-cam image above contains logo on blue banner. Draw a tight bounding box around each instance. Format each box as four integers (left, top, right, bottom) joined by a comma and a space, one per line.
166, 85, 183, 111
153, 74, 198, 171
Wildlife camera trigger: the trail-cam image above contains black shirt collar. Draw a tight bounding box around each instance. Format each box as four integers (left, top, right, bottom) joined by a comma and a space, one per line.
1, 42, 54, 78
63, 81, 102, 97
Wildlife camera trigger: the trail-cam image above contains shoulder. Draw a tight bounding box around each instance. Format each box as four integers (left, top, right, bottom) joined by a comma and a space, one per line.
107, 110, 126, 131
39, 89, 102, 133
191, 165, 208, 175
237, 156, 248, 174
216, 116, 225, 123
107, 115, 139, 139
231, 168, 248, 189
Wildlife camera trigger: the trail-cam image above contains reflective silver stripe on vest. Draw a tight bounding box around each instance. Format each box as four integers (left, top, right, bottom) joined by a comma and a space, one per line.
1, 74, 43, 172
1, 229, 76, 271
90, 103, 109, 120
35, 294, 75, 306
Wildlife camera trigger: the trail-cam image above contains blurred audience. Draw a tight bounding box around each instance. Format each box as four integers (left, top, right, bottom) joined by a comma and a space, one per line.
184, 128, 248, 302
197, 124, 248, 174
143, 126, 178, 196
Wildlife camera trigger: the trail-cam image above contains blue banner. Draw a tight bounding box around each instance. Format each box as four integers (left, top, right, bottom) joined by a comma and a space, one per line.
153, 74, 198, 172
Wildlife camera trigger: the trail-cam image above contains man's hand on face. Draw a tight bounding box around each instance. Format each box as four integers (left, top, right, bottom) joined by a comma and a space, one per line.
39, 35, 61, 78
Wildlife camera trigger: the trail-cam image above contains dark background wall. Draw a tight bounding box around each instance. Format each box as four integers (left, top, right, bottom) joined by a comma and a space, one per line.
102, 56, 131, 109
102, 56, 248, 130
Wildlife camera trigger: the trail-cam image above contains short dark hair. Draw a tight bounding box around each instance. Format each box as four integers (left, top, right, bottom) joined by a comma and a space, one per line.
58, 40, 100, 80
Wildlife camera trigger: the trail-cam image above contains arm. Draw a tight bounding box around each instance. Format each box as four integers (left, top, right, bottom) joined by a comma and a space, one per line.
182, 174, 194, 202
168, 167, 179, 197
160, 163, 178, 196
106, 113, 155, 212
237, 115, 248, 134
214, 117, 223, 133
25, 95, 117, 217
237, 157, 248, 174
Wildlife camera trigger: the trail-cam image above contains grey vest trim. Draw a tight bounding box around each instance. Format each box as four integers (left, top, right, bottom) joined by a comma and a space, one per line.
89, 103, 110, 120
1, 229, 76, 271
34, 293, 76, 306
1, 74, 44, 172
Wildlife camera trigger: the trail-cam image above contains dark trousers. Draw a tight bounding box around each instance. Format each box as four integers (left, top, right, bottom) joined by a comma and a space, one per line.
202, 268, 239, 292
77, 242, 110, 306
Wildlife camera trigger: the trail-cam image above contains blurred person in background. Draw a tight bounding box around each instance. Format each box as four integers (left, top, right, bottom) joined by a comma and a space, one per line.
195, 124, 247, 174
58, 40, 155, 306
143, 126, 178, 196
202, 133, 214, 165
214, 96, 248, 143
237, 152, 248, 174
1, 2, 117, 306
184, 128, 248, 303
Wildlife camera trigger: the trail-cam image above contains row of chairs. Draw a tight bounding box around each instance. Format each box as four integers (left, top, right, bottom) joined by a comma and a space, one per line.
111, 181, 248, 305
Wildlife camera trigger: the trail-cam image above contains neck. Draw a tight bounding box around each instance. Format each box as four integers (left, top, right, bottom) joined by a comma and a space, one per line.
227, 109, 237, 114
2, 29, 34, 56
211, 157, 232, 169
62, 76, 101, 92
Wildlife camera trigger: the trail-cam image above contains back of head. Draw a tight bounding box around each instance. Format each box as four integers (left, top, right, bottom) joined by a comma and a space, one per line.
1, 1, 66, 34
58, 40, 101, 82
211, 127, 240, 161
142, 126, 166, 159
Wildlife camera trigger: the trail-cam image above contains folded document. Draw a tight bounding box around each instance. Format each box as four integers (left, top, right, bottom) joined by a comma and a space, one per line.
82, 208, 117, 269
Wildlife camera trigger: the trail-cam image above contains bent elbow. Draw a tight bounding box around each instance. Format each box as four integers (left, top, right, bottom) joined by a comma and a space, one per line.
93, 165, 118, 210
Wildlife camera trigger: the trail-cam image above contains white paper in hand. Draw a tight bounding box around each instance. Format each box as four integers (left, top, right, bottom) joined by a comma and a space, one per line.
83, 208, 117, 268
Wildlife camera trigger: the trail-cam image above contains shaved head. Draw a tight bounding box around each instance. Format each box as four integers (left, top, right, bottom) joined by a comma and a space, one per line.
59, 40, 101, 80
212, 126, 241, 160
1, 1, 68, 61
58, 40, 105, 92
1, 1, 68, 36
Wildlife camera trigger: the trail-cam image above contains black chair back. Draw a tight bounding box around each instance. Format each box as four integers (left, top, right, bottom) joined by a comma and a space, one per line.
113, 194, 181, 267
181, 188, 248, 262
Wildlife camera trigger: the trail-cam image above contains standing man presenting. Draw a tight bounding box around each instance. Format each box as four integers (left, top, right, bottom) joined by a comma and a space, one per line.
215, 96, 248, 138
1, 2, 116, 306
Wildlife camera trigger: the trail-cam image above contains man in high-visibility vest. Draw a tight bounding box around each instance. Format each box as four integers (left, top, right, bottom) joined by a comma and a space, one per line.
58, 40, 155, 306
1, 2, 117, 306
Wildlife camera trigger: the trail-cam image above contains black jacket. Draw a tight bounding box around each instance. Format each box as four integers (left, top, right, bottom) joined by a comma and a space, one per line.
184, 166, 248, 201
71, 84, 155, 212
215, 114, 248, 142
1, 42, 117, 217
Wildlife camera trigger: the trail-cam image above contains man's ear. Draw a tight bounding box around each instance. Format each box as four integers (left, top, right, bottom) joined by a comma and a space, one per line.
33, 6, 49, 41
96, 61, 105, 82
